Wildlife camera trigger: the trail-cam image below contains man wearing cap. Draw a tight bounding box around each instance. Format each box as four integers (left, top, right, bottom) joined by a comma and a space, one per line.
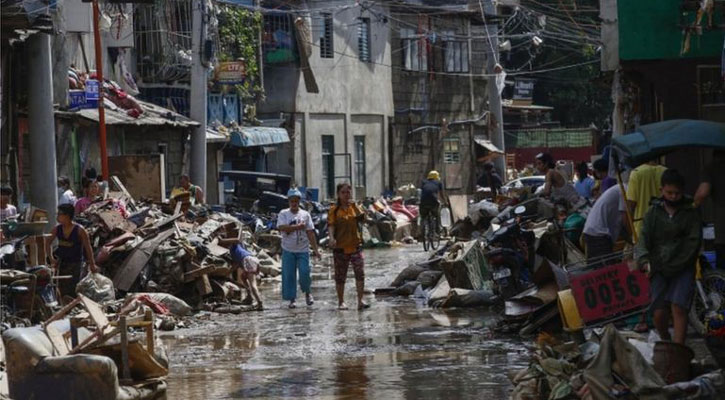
277, 188, 321, 308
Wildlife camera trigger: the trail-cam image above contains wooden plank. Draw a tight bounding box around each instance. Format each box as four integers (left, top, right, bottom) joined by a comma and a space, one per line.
45, 324, 70, 356
113, 228, 175, 291
120, 316, 132, 384
43, 297, 82, 327
86, 341, 168, 380
145, 309, 154, 356
196, 274, 212, 296
111, 175, 137, 210
79, 294, 110, 329
184, 265, 216, 283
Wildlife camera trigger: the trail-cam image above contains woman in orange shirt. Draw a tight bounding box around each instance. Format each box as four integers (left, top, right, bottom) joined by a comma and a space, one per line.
328, 182, 369, 310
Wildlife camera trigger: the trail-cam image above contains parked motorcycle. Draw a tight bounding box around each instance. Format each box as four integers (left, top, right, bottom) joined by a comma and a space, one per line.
0, 235, 28, 270
1, 265, 59, 326
485, 206, 536, 300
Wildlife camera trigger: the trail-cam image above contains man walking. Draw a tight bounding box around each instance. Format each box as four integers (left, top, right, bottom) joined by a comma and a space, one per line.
636, 169, 701, 344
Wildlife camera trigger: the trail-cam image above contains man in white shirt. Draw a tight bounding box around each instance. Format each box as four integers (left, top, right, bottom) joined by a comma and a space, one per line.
57, 176, 77, 206
277, 188, 321, 308
0, 186, 18, 222
582, 184, 630, 264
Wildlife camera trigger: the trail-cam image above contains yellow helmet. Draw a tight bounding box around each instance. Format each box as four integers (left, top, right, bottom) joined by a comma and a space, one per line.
427, 170, 440, 180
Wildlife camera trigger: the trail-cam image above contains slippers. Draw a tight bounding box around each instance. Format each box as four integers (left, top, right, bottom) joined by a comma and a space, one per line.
289, 301, 297, 309
306, 293, 314, 306
357, 302, 370, 310
338, 303, 349, 310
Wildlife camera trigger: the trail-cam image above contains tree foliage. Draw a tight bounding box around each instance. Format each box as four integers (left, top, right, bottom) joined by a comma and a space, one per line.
217, 6, 264, 100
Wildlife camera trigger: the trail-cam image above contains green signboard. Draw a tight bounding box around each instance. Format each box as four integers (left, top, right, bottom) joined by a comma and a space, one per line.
618, 0, 724, 61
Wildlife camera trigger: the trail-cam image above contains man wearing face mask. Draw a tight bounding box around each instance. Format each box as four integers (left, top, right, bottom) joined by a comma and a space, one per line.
635, 169, 702, 344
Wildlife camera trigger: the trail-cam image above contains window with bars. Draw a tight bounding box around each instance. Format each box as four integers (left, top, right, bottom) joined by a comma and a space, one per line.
358, 18, 371, 62
401, 28, 427, 71
354, 136, 366, 187
263, 13, 296, 64
443, 138, 461, 164
443, 31, 469, 73
320, 13, 333, 58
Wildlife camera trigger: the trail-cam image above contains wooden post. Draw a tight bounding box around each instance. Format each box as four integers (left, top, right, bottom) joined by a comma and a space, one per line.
119, 316, 132, 383
70, 317, 81, 348
145, 308, 154, 356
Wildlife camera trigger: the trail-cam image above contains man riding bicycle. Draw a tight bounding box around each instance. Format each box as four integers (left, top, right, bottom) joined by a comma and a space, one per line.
420, 170, 445, 234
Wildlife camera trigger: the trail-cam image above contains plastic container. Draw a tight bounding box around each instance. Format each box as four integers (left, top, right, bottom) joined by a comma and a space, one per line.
440, 207, 452, 228
703, 251, 717, 269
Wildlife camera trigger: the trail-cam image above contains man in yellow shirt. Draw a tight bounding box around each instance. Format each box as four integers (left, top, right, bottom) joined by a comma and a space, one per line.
626, 160, 667, 237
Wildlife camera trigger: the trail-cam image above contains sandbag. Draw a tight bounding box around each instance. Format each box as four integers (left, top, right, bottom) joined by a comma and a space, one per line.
438, 288, 497, 308
391, 265, 427, 287
392, 281, 420, 297
417, 270, 443, 289
76, 273, 115, 303
129, 293, 193, 316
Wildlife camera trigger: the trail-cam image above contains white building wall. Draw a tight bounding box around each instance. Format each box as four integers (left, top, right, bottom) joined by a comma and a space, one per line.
291, 0, 394, 200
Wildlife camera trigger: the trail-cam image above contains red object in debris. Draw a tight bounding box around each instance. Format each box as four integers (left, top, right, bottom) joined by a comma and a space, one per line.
134, 294, 171, 315
569, 262, 650, 323
127, 108, 141, 118
390, 202, 416, 221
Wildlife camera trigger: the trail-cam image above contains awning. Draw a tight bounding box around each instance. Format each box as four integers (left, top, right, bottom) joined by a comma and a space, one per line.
474, 138, 503, 154
206, 128, 229, 144
230, 126, 290, 147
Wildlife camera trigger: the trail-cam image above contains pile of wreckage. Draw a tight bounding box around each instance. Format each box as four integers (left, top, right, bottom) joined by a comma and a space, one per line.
379, 195, 585, 336
0, 177, 291, 399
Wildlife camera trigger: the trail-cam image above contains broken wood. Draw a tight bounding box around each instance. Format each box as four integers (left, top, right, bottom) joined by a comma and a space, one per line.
111, 175, 137, 211
120, 316, 132, 384
113, 228, 175, 292
45, 324, 70, 356
196, 274, 212, 296
183, 264, 216, 282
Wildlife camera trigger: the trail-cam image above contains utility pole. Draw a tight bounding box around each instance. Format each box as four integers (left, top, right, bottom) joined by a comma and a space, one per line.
27, 27, 58, 225
483, 0, 506, 178
92, 0, 109, 181
190, 0, 208, 195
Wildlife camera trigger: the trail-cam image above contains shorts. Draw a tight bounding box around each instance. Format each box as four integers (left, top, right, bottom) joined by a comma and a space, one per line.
649, 267, 695, 310
333, 249, 364, 284
58, 261, 84, 298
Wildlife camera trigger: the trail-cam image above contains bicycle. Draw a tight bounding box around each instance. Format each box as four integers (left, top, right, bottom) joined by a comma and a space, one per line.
689, 255, 725, 335
421, 210, 440, 252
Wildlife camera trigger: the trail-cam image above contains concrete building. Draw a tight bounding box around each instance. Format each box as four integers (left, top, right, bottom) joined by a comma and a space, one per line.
388, 1, 496, 195
258, 0, 394, 200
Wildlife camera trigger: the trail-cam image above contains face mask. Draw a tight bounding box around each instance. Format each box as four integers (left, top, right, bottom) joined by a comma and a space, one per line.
663, 197, 684, 208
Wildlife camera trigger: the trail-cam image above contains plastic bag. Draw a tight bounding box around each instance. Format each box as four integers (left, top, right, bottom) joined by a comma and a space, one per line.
75, 272, 115, 303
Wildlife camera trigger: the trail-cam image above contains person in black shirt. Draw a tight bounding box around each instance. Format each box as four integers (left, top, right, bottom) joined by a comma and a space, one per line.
420, 170, 445, 233
477, 162, 503, 196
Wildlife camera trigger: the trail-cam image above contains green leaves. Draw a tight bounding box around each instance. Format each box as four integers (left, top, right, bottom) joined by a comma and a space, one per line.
217, 6, 263, 99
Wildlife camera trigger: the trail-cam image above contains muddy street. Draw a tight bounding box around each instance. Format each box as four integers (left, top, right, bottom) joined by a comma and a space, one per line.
160, 246, 530, 399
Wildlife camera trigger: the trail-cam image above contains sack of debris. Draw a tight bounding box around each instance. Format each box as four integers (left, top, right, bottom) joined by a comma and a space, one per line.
128, 293, 193, 316
75, 272, 115, 303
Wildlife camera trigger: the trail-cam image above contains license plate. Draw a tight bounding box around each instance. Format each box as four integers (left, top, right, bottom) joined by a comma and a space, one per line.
493, 268, 512, 280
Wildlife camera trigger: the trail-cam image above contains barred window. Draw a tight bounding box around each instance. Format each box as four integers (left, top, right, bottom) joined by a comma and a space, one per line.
443, 31, 468, 73
354, 136, 366, 187
401, 28, 427, 71
320, 13, 333, 58
443, 138, 461, 163
358, 18, 371, 62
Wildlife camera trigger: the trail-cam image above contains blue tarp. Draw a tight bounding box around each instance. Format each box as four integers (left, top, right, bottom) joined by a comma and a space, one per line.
230, 127, 290, 147
612, 119, 725, 167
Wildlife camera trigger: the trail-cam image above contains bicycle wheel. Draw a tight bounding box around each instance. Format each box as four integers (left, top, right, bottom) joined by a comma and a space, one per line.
427, 217, 439, 251
689, 269, 725, 335
422, 217, 430, 251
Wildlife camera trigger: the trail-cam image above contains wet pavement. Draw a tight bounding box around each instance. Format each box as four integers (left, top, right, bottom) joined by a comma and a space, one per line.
160, 245, 531, 399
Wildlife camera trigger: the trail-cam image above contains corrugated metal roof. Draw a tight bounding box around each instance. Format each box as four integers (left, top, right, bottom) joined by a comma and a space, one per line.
206, 128, 229, 143
474, 138, 503, 154
230, 126, 290, 147
56, 99, 199, 129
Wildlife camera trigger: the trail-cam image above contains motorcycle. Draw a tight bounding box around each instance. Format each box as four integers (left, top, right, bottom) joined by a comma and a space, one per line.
1, 265, 59, 326
0, 234, 28, 270
485, 206, 536, 300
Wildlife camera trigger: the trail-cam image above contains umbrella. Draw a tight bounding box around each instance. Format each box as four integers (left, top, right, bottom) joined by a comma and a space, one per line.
611, 119, 725, 167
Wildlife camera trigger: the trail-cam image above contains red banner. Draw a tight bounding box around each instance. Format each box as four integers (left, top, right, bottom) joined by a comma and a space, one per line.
570, 262, 650, 323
